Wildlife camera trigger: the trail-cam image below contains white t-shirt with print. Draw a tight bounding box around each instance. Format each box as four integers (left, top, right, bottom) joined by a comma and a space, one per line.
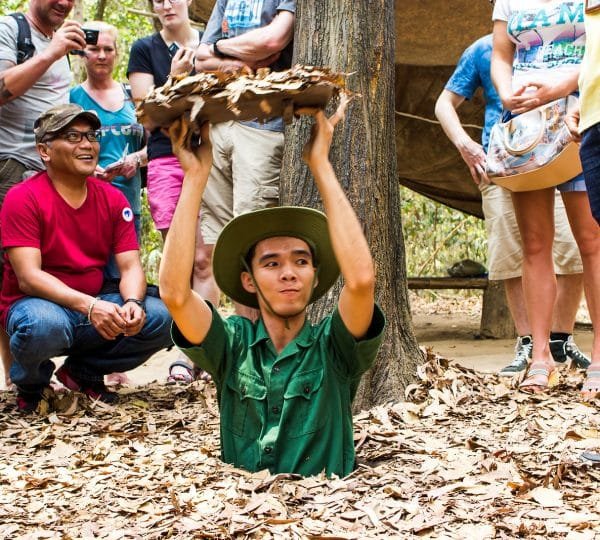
493, 0, 585, 89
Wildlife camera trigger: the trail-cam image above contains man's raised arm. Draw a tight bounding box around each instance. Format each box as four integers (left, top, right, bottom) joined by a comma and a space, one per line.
0, 20, 85, 106
303, 99, 376, 339
158, 119, 213, 344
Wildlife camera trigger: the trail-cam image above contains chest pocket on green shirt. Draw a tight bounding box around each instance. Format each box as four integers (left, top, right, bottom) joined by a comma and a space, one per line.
283, 368, 326, 438
223, 370, 267, 438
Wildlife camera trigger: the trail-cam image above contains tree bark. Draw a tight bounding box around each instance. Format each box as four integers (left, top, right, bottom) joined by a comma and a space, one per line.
95, 0, 108, 21
480, 281, 516, 339
280, 0, 423, 410
70, 0, 86, 84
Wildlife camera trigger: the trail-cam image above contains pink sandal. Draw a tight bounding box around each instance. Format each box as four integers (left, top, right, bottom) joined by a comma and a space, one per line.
167, 360, 212, 384
519, 363, 559, 394
581, 369, 600, 400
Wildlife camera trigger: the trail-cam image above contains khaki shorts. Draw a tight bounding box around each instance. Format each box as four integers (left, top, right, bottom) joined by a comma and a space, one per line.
201, 121, 283, 244
481, 183, 583, 280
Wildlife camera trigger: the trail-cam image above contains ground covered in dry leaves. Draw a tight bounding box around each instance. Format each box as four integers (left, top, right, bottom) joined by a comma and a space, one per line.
1, 353, 600, 539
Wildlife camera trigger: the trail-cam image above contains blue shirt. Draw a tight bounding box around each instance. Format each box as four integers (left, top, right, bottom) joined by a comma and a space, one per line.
445, 34, 501, 151
70, 85, 144, 215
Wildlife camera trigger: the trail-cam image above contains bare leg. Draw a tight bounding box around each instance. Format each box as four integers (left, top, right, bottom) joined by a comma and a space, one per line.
503, 277, 529, 336
511, 188, 557, 389
561, 192, 600, 397
1, 329, 13, 389
503, 275, 583, 337
192, 219, 220, 305
552, 273, 584, 332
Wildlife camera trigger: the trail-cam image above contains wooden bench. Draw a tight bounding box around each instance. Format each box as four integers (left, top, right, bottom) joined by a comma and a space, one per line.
407, 277, 516, 339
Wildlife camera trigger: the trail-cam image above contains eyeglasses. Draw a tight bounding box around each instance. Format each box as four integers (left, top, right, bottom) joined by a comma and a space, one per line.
153, 0, 185, 6
47, 130, 102, 143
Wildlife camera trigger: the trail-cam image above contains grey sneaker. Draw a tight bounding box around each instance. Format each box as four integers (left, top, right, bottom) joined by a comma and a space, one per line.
549, 335, 591, 369
499, 335, 533, 376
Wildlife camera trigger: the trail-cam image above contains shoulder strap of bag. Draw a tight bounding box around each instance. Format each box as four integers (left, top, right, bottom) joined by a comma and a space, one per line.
10, 13, 36, 65
121, 82, 133, 100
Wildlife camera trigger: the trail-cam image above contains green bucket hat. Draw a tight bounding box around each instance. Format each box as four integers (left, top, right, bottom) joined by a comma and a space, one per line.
213, 206, 340, 309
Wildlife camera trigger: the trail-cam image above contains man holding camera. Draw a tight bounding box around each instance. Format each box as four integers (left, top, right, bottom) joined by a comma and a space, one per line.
0, 104, 172, 413
0, 0, 87, 387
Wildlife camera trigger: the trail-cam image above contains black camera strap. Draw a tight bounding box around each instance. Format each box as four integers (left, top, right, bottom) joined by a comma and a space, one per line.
10, 13, 36, 65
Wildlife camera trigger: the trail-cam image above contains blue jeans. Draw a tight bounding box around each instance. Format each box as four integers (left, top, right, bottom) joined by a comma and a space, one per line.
7, 293, 172, 388
580, 123, 600, 225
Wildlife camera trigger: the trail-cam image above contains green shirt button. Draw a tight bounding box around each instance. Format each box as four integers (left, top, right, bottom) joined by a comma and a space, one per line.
272, 406, 280, 414
264, 446, 272, 454
304, 386, 310, 394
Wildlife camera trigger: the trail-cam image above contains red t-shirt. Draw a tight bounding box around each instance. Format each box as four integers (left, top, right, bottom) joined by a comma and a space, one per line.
0, 172, 139, 325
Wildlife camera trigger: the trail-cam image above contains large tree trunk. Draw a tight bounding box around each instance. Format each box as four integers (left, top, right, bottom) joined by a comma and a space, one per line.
95, 0, 108, 20
280, 0, 423, 410
69, 0, 86, 84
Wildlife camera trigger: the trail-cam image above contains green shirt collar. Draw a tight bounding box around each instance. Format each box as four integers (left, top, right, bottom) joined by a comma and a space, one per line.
250, 316, 316, 349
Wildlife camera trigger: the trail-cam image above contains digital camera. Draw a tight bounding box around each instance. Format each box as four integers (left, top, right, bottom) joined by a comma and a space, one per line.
82, 28, 99, 45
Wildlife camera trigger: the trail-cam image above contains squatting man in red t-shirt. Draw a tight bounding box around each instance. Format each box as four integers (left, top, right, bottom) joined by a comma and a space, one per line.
0, 104, 173, 413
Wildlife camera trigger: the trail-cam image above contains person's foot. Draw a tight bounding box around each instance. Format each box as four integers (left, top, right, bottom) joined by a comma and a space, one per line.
194, 367, 212, 382
167, 360, 195, 384
519, 361, 559, 394
55, 365, 118, 404
499, 335, 532, 376
550, 335, 591, 369
105, 372, 131, 386
15, 386, 45, 413
167, 359, 212, 384
16, 385, 78, 415
3, 373, 15, 391
581, 367, 600, 400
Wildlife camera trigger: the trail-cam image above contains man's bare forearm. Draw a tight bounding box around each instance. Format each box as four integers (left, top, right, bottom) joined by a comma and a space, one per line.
310, 158, 374, 288
198, 11, 294, 65
0, 53, 59, 106
13, 264, 94, 314
160, 166, 208, 302
159, 121, 214, 345
434, 90, 471, 149
117, 258, 147, 302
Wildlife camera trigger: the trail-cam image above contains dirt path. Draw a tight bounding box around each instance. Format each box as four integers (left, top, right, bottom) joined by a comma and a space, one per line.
411, 293, 594, 372
0, 293, 594, 390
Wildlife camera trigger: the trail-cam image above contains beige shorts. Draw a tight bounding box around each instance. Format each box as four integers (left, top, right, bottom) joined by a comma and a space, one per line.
481, 183, 583, 280
201, 121, 283, 244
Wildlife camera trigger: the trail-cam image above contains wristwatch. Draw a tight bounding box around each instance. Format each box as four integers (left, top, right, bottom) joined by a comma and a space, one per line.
213, 38, 228, 58
124, 298, 146, 311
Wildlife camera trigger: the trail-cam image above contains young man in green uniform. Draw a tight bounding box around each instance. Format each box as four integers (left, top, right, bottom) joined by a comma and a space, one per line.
159, 101, 385, 477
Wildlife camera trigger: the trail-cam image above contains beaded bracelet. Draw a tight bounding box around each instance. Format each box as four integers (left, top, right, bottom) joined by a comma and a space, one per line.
87, 296, 101, 323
